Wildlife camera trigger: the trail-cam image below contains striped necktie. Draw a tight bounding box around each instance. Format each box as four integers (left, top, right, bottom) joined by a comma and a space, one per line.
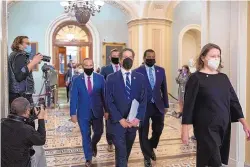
149, 67, 155, 102
125, 72, 131, 100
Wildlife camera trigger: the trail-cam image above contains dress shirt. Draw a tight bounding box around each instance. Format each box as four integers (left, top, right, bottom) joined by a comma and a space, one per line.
145, 65, 156, 82
111, 63, 120, 72
84, 72, 94, 89
121, 68, 132, 85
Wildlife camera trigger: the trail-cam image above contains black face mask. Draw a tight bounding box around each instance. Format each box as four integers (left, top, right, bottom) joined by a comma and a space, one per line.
122, 58, 133, 70
84, 68, 94, 76
111, 57, 119, 64
145, 59, 156, 67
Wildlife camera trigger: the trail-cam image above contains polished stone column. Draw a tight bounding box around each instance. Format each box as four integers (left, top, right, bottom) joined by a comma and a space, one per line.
127, 18, 173, 90
0, 0, 8, 118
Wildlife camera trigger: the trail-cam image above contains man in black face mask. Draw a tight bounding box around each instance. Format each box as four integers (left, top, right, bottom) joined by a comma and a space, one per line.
106, 48, 147, 167
70, 58, 106, 167
100, 48, 120, 151
134, 49, 169, 167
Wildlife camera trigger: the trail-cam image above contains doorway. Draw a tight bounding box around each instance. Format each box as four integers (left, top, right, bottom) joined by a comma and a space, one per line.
55, 46, 90, 87
52, 21, 93, 88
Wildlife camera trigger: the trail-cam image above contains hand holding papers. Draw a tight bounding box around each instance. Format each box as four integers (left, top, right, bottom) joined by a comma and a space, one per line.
127, 99, 140, 127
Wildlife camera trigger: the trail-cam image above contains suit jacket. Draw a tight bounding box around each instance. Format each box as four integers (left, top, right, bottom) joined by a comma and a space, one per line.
64, 68, 74, 84
106, 71, 147, 125
134, 65, 169, 114
100, 64, 120, 80
70, 73, 106, 120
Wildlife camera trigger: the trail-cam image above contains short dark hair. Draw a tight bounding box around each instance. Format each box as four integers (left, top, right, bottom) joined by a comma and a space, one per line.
110, 48, 119, 56
143, 49, 155, 58
10, 97, 30, 115
119, 48, 135, 59
11, 36, 29, 52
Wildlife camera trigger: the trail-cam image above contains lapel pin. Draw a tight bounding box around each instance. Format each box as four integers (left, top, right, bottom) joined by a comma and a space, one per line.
157, 70, 159, 72
134, 77, 136, 79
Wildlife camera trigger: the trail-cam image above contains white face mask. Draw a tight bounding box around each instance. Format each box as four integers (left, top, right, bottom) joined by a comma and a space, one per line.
208, 59, 220, 70
78, 69, 84, 73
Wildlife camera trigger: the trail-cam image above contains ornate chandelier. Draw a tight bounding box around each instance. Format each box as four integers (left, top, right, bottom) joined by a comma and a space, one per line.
60, 0, 104, 25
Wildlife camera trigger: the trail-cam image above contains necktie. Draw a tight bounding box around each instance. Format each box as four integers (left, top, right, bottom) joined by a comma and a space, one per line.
87, 76, 92, 94
125, 72, 131, 100
149, 68, 155, 103
115, 65, 119, 72
149, 67, 155, 89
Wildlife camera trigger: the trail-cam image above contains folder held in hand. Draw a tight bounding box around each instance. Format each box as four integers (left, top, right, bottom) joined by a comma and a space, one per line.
127, 99, 139, 122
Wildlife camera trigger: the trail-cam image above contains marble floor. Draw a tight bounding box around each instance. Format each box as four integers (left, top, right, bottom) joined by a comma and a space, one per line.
44, 88, 196, 167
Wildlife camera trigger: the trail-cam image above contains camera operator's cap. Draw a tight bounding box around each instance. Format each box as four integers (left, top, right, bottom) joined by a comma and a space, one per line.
10, 97, 31, 114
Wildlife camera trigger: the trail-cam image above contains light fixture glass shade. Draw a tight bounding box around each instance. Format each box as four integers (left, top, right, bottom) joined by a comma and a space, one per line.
94, 0, 104, 6
60, 1, 69, 7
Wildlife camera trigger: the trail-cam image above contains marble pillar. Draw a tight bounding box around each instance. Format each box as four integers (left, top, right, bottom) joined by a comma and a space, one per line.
201, 1, 249, 166
0, 0, 8, 118
127, 18, 173, 90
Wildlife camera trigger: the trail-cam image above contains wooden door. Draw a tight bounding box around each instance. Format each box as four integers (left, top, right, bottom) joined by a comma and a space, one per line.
55, 47, 67, 87
79, 46, 87, 63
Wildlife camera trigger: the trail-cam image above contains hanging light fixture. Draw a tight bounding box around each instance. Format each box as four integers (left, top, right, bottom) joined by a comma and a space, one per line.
60, 0, 104, 25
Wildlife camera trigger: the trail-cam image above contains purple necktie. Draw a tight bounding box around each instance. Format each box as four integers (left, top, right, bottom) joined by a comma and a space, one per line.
115, 65, 119, 72
87, 77, 92, 94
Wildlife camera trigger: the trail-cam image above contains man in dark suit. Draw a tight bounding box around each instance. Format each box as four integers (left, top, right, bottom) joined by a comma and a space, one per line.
134, 49, 169, 167
106, 48, 147, 167
70, 58, 106, 167
65, 61, 76, 102
100, 48, 120, 151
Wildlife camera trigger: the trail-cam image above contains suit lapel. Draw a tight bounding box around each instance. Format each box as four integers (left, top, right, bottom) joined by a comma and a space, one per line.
92, 73, 97, 92
154, 66, 160, 89
81, 75, 88, 92
108, 64, 114, 73
142, 65, 151, 86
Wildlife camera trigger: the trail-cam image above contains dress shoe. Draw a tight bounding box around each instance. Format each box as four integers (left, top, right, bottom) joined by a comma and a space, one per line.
107, 144, 114, 152
92, 145, 97, 157
151, 150, 156, 161
144, 158, 152, 167
85, 160, 92, 167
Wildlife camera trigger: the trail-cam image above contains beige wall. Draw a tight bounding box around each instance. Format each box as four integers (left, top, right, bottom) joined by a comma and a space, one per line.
182, 30, 201, 66
246, 1, 250, 164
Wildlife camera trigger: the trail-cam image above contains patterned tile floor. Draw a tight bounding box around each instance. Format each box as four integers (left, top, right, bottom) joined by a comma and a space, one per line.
44, 89, 196, 167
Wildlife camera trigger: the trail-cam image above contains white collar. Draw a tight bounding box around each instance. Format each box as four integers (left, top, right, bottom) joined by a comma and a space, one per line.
121, 67, 132, 75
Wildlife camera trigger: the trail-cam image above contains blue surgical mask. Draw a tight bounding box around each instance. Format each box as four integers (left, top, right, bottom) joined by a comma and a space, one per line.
24, 45, 32, 53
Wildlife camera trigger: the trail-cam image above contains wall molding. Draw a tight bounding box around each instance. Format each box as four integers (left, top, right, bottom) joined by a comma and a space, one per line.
127, 18, 172, 28
44, 14, 101, 68
178, 24, 201, 68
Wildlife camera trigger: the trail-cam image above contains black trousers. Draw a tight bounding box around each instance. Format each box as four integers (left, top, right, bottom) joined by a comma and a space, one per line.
139, 103, 164, 160
66, 83, 71, 102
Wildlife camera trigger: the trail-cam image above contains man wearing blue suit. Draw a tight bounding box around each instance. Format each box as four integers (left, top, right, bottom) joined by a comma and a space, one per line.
100, 48, 120, 152
70, 58, 106, 167
106, 48, 147, 167
134, 49, 169, 167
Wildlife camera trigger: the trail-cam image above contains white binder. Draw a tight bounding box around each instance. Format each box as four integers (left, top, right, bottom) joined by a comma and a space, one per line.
127, 99, 139, 122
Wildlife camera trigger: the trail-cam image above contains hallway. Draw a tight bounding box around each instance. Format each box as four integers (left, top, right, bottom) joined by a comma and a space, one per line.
44, 89, 196, 167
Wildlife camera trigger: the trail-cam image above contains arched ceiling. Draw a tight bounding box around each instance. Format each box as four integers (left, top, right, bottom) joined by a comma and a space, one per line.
7, 0, 180, 20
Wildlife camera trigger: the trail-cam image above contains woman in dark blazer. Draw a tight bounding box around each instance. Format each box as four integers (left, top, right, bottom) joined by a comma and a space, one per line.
181, 43, 250, 167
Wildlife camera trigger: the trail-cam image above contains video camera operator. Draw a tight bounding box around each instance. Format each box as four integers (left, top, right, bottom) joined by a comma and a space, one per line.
8, 36, 43, 105
8, 36, 47, 167
1, 97, 46, 167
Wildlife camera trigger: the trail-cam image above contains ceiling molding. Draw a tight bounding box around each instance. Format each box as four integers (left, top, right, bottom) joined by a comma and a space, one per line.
127, 18, 172, 28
